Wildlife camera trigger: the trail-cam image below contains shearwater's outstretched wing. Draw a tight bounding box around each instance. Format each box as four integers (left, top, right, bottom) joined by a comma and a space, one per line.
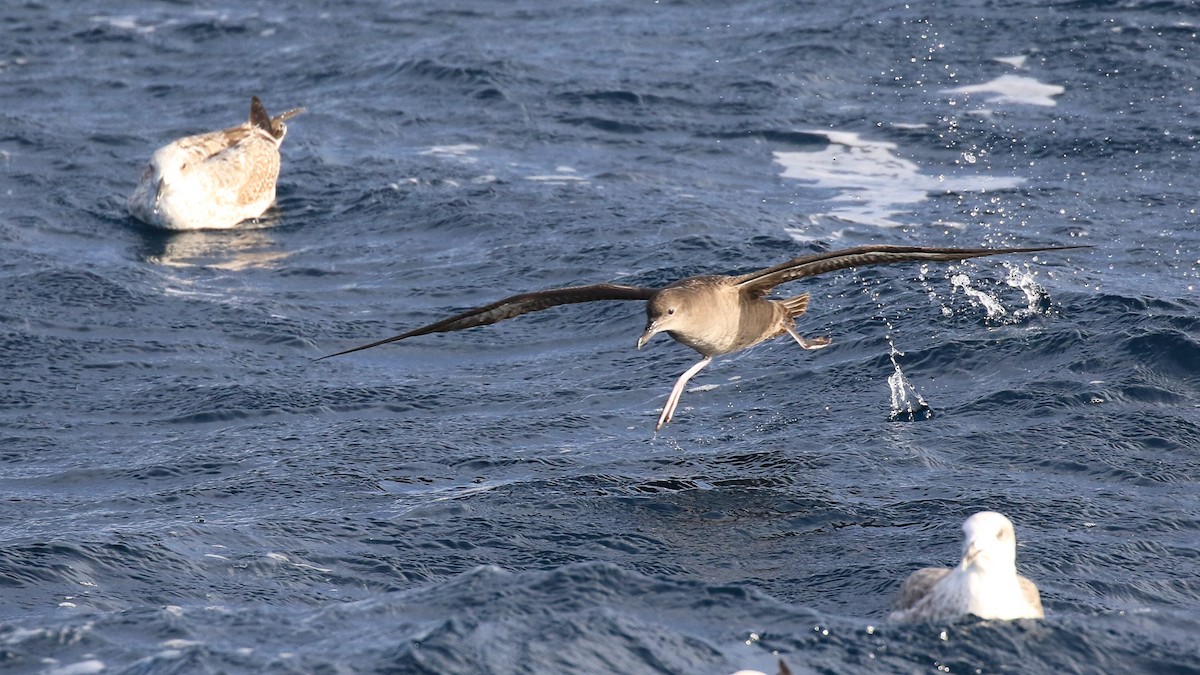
734, 244, 1088, 296
315, 283, 659, 360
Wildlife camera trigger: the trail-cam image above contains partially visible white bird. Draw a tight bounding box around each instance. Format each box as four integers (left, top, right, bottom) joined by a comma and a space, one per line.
731, 659, 792, 675
128, 96, 304, 231
889, 511, 1043, 623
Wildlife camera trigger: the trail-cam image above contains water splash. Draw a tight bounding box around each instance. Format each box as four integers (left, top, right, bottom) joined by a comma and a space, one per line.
1004, 262, 1051, 319
887, 346, 933, 422
857, 274, 934, 422
917, 263, 956, 318
948, 264, 1052, 324
950, 272, 1007, 319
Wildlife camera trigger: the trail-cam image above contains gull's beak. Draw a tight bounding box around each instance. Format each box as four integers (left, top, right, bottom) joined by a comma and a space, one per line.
637, 321, 661, 350
962, 540, 982, 567
153, 177, 167, 210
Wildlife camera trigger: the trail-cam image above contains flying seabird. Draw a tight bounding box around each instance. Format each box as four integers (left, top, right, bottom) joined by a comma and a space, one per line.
128, 96, 304, 231
318, 244, 1084, 429
889, 511, 1044, 623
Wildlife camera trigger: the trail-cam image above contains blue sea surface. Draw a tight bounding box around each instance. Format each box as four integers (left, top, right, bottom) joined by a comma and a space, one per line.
2, 1, 1199, 673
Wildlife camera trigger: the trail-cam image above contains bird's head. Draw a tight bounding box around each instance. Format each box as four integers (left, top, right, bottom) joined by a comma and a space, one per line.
143, 144, 192, 189
960, 511, 1019, 572
638, 287, 690, 349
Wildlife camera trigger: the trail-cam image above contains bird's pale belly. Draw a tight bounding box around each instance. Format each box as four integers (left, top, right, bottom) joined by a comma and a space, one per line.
669, 299, 784, 356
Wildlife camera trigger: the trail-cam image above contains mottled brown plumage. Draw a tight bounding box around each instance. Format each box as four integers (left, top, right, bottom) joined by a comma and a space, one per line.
890, 511, 1044, 623
128, 96, 304, 230
319, 244, 1085, 429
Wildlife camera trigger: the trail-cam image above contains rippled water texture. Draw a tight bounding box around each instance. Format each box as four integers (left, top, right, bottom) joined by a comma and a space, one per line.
2, 1, 1198, 673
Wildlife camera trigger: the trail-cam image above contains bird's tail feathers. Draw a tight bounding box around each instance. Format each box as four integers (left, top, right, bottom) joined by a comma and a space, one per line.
782, 293, 810, 319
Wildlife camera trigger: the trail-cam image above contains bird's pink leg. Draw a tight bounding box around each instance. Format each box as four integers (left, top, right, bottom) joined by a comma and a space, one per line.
656, 356, 713, 430
784, 324, 830, 350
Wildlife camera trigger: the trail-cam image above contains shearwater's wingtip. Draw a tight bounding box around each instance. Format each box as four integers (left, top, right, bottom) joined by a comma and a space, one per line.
1028, 243, 1092, 251
311, 343, 376, 362
311, 331, 417, 362
311, 350, 345, 363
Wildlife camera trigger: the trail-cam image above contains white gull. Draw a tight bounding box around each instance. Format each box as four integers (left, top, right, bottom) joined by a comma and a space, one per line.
889, 511, 1043, 623
128, 96, 303, 230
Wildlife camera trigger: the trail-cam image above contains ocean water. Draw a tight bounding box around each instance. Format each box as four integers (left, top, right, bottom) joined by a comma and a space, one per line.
2, 1, 1199, 673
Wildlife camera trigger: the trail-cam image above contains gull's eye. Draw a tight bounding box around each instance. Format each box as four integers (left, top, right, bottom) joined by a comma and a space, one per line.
667, 307, 676, 315
996, 530, 1005, 540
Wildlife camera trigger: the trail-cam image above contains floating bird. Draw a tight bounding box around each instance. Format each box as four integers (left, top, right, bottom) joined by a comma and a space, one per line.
731, 658, 793, 675
889, 511, 1044, 623
731, 659, 793, 675
128, 96, 304, 231
318, 244, 1084, 429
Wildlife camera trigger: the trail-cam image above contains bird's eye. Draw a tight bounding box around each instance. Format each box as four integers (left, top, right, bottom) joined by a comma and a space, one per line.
667, 307, 676, 315
996, 530, 1005, 540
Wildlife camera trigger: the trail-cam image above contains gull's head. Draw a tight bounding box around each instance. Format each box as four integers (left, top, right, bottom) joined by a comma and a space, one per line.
960, 511, 1019, 572
128, 144, 189, 219
638, 287, 690, 349
143, 143, 192, 188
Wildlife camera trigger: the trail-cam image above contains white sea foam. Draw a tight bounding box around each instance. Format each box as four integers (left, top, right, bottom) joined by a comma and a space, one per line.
774, 130, 1023, 229
45, 660, 106, 675
946, 74, 1065, 107
993, 55, 1029, 69
90, 15, 158, 34
419, 144, 481, 158
527, 165, 587, 182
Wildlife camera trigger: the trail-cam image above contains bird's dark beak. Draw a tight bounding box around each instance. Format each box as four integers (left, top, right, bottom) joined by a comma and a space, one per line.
637, 321, 660, 350
962, 540, 982, 567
